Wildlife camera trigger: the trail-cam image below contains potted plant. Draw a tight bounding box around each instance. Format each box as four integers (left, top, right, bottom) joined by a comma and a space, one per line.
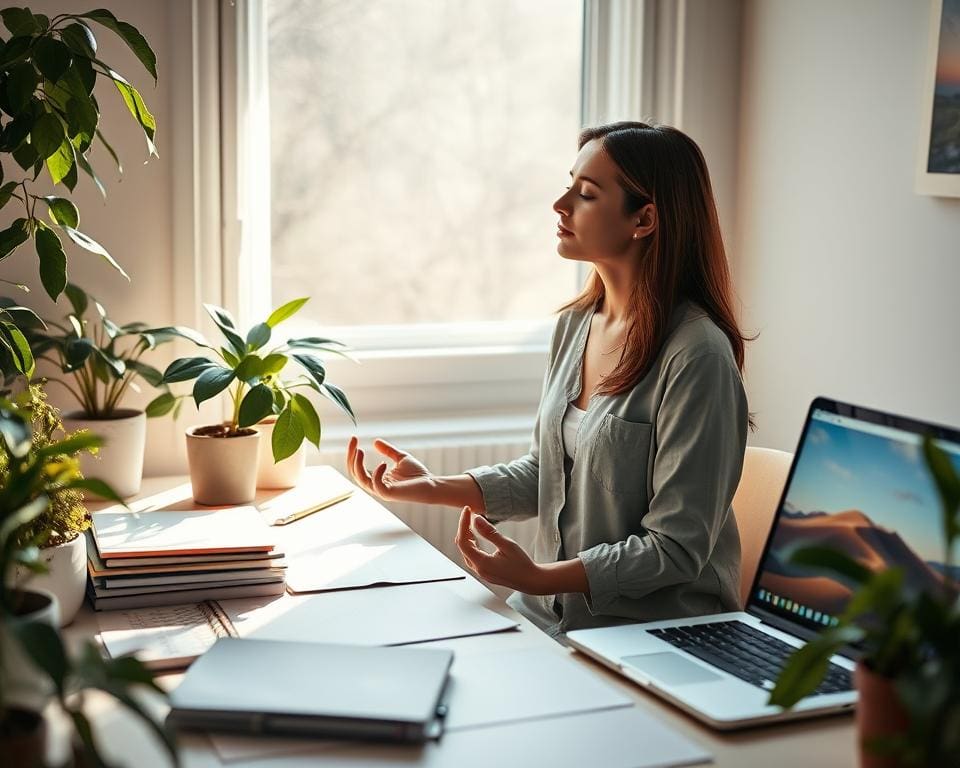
770, 435, 960, 768
11, 283, 174, 498
148, 299, 356, 505
3, 383, 96, 626
0, 394, 178, 767
0, 5, 158, 375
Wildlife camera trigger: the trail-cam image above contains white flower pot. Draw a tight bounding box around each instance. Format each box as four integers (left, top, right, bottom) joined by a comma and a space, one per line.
13, 534, 87, 627
62, 409, 146, 499
185, 425, 261, 505
255, 417, 306, 489
0, 589, 60, 712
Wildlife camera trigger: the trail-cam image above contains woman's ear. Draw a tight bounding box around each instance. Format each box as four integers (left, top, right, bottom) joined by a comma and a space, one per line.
633, 203, 657, 240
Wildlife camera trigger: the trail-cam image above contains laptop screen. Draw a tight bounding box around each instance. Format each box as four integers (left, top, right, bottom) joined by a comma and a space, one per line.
750, 399, 960, 633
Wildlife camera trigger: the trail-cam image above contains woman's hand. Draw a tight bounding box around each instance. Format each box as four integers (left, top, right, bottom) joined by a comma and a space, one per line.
455, 507, 549, 594
347, 436, 437, 503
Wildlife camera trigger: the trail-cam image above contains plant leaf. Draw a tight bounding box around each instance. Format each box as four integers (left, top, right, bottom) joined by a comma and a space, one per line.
35, 225, 68, 301
0, 180, 19, 208
5, 61, 38, 112
75, 149, 105, 198
109, 69, 157, 155
0, 217, 29, 261
14, 619, 68, 693
266, 297, 308, 328
61, 477, 124, 502
768, 625, 863, 708
43, 196, 80, 230
788, 545, 872, 588
63, 226, 129, 279
238, 383, 273, 428
203, 303, 245, 356
60, 21, 97, 58
31, 111, 66, 160
145, 391, 176, 417
291, 353, 325, 388
261, 352, 287, 375
246, 322, 271, 350
192, 366, 235, 407
1, 8, 39, 36
0, 401, 31, 456
234, 353, 264, 383
161, 356, 216, 384
318, 382, 357, 425
291, 393, 321, 447
46, 139, 75, 185
0, 321, 34, 377
63, 282, 88, 316
82, 9, 157, 82
34, 37, 72, 83
272, 405, 304, 462
127, 360, 163, 387
142, 325, 212, 349
923, 435, 960, 545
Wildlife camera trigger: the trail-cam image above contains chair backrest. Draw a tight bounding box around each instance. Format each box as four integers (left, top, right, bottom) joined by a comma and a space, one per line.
732, 446, 793, 608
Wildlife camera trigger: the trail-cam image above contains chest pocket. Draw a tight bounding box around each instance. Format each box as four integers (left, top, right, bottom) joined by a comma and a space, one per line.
588, 414, 653, 500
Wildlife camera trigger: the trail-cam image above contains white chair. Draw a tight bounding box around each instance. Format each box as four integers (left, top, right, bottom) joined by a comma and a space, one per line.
731, 446, 793, 607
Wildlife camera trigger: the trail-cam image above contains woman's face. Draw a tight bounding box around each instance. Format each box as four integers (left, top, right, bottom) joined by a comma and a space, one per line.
552, 139, 651, 263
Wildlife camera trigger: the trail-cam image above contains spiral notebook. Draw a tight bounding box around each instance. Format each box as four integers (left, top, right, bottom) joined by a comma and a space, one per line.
97, 601, 239, 671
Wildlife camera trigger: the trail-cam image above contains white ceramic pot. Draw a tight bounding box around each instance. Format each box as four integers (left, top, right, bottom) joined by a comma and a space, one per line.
13, 534, 87, 627
185, 425, 261, 505
0, 589, 60, 712
62, 409, 146, 499
254, 417, 306, 489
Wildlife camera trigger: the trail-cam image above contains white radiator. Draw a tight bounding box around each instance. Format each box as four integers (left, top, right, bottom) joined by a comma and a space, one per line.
318, 439, 537, 569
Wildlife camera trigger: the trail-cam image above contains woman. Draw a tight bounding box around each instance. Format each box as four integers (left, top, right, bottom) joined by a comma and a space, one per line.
348, 121, 749, 639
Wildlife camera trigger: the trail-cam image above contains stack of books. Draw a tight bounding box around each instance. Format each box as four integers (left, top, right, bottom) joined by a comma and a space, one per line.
86, 504, 286, 610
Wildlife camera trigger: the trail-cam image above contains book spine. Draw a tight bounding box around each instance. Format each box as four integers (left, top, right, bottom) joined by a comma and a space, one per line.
205, 600, 239, 638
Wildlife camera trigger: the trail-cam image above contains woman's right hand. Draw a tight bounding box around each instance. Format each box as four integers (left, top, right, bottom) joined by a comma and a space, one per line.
347, 436, 437, 504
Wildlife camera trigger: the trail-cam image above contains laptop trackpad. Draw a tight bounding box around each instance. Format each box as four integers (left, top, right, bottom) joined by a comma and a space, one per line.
622, 652, 723, 686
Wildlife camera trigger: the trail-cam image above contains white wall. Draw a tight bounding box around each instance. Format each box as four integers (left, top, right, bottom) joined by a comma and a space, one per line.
1, 1, 183, 474
735, 0, 960, 451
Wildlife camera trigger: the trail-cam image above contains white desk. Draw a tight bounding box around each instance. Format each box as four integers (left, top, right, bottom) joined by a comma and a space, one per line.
62, 474, 856, 767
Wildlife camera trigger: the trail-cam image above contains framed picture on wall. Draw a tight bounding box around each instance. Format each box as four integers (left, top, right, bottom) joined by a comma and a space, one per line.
917, 0, 960, 197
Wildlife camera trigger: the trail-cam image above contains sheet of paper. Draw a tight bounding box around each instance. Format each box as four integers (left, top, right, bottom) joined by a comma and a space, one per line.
218, 581, 517, 647
268, 479, 465, 592
257, 466, 356, 525
209, 706, 711, 768
210, 646, 633, 763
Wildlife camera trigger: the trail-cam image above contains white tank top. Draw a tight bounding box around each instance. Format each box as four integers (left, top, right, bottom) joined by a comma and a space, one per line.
561, 403, 587, 460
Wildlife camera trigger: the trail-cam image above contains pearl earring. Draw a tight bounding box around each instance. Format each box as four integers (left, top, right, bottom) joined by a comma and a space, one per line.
632, 233, 640, 240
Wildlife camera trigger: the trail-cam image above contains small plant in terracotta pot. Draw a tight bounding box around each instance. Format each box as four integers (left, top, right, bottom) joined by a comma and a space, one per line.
770, 435, 960, 767
150, 299, 355, 504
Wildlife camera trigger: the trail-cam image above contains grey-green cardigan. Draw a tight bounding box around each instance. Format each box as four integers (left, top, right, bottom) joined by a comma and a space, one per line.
467, 302, 748, 639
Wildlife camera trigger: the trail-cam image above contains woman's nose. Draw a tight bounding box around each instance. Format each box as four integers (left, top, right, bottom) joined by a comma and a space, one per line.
553, 192, 570, 215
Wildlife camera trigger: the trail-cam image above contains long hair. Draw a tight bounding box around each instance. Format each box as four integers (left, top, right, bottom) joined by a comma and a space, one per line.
561, 121, 749, 394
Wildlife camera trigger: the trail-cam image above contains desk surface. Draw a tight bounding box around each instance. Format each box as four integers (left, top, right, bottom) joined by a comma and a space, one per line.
62, 475, 857, 768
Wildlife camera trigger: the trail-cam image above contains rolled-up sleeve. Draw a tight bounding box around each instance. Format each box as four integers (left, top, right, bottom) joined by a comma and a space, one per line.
579, 351, 747, 613
465, 426, 541, 524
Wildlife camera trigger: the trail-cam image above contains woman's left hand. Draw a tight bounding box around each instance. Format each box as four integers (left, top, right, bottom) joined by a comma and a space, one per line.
455, 507, 549, 594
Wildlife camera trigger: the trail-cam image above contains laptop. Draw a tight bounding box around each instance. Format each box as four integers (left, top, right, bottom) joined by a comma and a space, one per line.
567, 396, 960, 729
168, 637, 453, 742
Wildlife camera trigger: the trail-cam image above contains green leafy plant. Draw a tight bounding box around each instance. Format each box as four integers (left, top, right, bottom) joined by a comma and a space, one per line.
770, 435, 960, 766
0, 6, 158, 380
149, 299, 356, 462
0, 395, 177, 766
9, 283, 173, 417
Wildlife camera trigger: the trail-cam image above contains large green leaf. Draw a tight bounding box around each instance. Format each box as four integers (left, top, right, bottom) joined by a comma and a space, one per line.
0, 35, 32, 70
162, 356, 216, 384
82, 9, 157, 82
0, 218, 29, 261
145, 391, 176, 417
34, 37, 72, 83
63, 282, 88, 316
261, 353, 287, 375
32, 111, 67, 160
271, 405, 304, 462
110, 71, 156, 156
60, 21, 97, 58
61, 477, 124, 502
5, 61, 38, 113
923, 436, 960, 544
291, 393, 321, 447
788, 545, 871, 588
266, 297, 308, 328
35, 431, 103, 459
318, 382, 356, 424
46, 139, 75, 185
0, 180, 19, 208
43, 195, 80, 228
1, 8, 40, 36
246, 322, 271, 350
14, 620, 68, 693
291, 352, 326, 388
0, 403, 31, 456
35, 225, 68, 300
768, 625, 864, 708
127, 360, 163, 387
192, 366, 235, 407
65, 94, 99, 149
235, 353, 264, 382
63, 226, 129, 279
0, 320, 34, 377
95, 128, 121, 173
238, 383, 274, 428
75, 150, 105, 198
203, 303, 245, 356
143, 325, 212, 350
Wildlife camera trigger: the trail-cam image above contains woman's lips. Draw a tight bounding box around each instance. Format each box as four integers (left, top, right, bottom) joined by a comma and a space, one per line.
557, 223, 573, 237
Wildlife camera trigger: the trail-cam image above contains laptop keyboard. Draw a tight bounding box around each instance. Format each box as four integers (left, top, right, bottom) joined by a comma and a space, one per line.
647, 621, 853, 696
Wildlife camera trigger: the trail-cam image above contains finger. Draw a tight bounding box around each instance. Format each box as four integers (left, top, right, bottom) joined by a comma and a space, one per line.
345, 436, 358, 480
455, 507, 477, 559
373, 438, 408, 463
353, 448, 373, 492
473, 515, 513, 551
371, 463, 390, 497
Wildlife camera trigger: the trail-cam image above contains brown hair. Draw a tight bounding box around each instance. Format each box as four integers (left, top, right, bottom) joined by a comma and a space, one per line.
561, 121, 750, 394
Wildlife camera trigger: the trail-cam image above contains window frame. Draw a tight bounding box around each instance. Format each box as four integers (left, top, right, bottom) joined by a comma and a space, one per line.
206, 0, 650, 441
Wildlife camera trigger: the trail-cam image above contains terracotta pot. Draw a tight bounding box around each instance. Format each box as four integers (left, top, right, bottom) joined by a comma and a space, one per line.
62, 409, 147, 499
13, 533, 87, 626
254, 416, 306, 489
855, 661, 910, 768
0, 589, 60, 713
185, 425, 261, 505
0, 707, 47, 768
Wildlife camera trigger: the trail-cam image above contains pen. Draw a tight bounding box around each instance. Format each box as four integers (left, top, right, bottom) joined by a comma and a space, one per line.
272, 490, 354, 526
